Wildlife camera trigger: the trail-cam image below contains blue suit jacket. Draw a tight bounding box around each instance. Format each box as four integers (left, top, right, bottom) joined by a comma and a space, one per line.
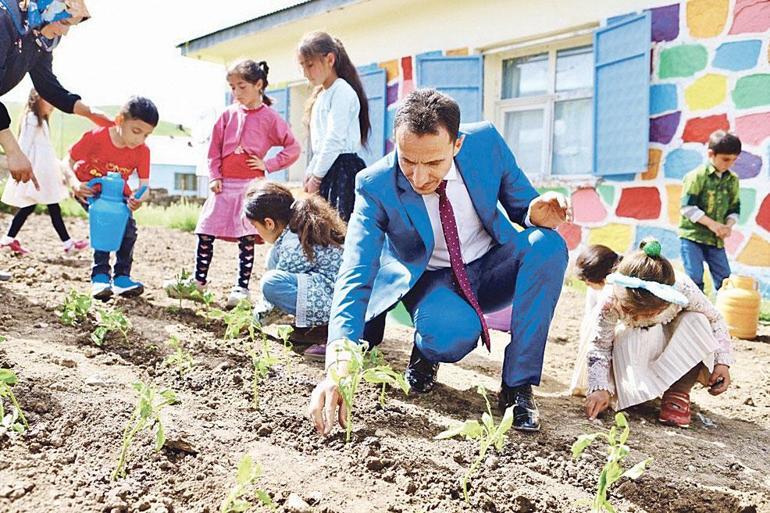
328, 121, 539, 343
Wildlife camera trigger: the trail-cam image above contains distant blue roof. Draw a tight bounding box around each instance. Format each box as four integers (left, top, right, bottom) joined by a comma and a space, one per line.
178, 0, 360, 54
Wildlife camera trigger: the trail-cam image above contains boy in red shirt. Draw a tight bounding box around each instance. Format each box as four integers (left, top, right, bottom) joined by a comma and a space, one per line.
71, 96, 158, 299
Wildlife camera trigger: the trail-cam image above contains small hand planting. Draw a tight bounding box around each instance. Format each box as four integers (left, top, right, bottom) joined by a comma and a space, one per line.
330, 340, 410, 443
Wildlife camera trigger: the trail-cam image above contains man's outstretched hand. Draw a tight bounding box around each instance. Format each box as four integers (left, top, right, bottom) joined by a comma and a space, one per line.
529, 191, 570, 229
308, 376, 348, 436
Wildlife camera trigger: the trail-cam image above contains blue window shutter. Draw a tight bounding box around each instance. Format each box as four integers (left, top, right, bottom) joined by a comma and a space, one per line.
415, 54, 483, 123
593, 12, 651, 175
265, 87, 290, 181
357, 65, 387, 166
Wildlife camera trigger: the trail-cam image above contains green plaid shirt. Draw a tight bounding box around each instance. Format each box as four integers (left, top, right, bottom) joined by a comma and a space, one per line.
678, 163, 740, 249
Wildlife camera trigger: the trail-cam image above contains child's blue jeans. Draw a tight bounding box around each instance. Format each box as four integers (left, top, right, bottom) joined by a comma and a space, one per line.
680, 238, 731, 291
92, 216, 137, 280
260, 270, 298, 315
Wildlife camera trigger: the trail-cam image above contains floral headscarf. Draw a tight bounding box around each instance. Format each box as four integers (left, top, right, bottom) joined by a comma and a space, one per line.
25, 0, 90, 30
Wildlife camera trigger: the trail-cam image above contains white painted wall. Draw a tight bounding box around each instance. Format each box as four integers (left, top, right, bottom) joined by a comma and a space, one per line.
186, 0, 677, 82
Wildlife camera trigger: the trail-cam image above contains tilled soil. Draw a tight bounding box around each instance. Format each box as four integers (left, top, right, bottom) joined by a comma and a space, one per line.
0, 213, 768, 513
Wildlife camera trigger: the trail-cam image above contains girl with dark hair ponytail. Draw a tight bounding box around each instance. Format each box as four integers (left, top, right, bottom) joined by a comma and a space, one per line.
298, 31, 370, 221
164, 58, 301, 309
243, 182, 346, 360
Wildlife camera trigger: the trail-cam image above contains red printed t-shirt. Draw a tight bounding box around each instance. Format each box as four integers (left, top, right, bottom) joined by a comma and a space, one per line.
70, 126, 151, 195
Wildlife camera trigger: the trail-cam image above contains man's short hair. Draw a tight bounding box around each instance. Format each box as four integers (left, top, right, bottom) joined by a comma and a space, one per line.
393, 88, 461, 141
708, 130, 742, 155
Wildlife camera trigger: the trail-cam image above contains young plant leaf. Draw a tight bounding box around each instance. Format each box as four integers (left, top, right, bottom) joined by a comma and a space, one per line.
622, 458, 653, 480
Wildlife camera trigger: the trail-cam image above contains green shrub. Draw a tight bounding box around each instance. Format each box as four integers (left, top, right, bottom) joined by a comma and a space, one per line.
134, 199, 201, 232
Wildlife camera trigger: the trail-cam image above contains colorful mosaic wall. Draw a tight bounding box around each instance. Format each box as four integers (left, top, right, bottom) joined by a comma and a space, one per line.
581, 0, 770, 296
369, 0, 770, 297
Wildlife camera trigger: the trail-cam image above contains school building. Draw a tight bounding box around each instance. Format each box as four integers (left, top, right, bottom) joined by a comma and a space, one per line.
179, 0, 770, 297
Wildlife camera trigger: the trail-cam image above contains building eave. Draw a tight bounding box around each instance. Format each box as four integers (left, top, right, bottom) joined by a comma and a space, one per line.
177, 0, 366, 56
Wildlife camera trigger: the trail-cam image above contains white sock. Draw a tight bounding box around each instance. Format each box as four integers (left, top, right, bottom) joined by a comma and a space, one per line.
0, 235, 13, 245
62, 239, 74, 249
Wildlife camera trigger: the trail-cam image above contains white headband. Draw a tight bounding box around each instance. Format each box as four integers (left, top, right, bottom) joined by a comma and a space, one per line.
606, 273, 689, 307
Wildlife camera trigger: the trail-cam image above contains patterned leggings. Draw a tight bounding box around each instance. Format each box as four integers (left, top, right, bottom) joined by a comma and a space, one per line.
195, 234, 256, 289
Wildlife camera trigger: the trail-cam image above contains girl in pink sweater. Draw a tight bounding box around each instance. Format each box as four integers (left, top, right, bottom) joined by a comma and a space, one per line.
165, 59, 300, 308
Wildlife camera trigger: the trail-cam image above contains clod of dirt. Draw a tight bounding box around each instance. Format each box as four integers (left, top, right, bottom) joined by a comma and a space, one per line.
512, 495, 535, 513
163, 437, 198, 455
285, 492, 313, 513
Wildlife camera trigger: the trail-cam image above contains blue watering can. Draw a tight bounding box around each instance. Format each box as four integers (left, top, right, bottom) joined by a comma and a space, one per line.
86, 172, 147, 252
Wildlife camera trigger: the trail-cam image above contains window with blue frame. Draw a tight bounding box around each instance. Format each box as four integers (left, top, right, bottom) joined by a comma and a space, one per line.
174, 173, 197, 192
497, 44, 594, 178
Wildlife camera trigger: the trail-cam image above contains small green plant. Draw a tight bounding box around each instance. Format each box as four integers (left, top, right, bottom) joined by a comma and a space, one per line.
276, 325, 293, 351
0, 369, 28, 436
220, 454, 274, 513
571, 412, 652, 512
207, 300, 256, 340
112, 382, 178, 480
59, 290, 93, 326
91, 306, 131, 346
163, 336, 195, 375
209, 301, 283, 409
330, 340, 410, 443
435, 385, 513, 502
245, 333, 278, 410
168, 269, 215, 309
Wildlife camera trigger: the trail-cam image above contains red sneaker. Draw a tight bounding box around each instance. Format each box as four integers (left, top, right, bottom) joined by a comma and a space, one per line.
659, 390, 691, 428
1, 239, 30, 256
64, 239, 89, 254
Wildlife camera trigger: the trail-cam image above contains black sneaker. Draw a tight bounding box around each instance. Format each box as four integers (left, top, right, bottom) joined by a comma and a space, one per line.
498, 383, 540, 432
404, 345, 439, 393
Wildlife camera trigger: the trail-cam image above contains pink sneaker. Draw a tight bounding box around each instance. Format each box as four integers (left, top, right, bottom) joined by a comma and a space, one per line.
64, 239, 89, 254
1, 239, 30, 256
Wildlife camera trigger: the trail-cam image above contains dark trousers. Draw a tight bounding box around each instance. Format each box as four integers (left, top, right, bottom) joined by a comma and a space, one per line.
80, 200, 137, 280
92, 216, 137, 280
7, 203, 70, 241
365, 228, 568, 388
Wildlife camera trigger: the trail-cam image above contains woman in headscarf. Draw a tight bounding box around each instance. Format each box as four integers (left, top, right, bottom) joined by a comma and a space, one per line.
1, 0, 108, 279
1, 0, 109, 185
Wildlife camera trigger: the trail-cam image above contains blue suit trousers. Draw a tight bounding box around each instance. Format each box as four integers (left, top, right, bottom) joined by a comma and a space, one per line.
379, 227, 567, 388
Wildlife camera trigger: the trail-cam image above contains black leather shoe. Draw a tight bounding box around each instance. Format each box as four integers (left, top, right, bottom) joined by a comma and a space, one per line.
498, 383, 540, 432
404, 345, 439, 393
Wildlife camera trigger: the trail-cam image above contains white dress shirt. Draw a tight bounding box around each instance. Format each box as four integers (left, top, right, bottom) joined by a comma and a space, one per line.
307, 78, 362, 179
423, 162, 495, 270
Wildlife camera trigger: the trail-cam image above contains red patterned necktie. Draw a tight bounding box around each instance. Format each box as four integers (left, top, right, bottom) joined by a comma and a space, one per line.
436, 180, 491, 351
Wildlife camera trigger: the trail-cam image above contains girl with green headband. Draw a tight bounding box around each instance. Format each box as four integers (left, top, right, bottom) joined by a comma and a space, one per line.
583, 238, 733, 428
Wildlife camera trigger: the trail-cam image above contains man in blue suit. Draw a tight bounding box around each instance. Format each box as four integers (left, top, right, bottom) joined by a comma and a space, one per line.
309, 89, 569, 433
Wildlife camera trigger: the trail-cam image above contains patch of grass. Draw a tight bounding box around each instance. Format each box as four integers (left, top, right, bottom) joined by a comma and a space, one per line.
134, 200, 201, 233
760, 301, 770, 324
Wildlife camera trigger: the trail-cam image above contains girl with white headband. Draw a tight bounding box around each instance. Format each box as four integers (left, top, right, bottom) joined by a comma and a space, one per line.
584, 238, 733, 428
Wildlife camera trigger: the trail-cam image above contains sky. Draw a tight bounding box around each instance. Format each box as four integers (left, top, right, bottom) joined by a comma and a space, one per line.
6, 0, 302, 133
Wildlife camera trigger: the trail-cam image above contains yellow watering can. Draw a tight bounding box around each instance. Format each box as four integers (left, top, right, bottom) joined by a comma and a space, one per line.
716, 275, 761, 339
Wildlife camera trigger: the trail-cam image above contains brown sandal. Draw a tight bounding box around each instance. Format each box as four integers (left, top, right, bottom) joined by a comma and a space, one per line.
659, 390, 691, 428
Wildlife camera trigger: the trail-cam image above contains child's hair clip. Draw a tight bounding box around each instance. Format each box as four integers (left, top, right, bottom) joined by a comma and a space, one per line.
640, 238, 662, 258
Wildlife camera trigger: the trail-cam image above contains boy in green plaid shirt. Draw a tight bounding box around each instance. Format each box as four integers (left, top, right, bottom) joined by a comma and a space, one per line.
679, 130, 741, 292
